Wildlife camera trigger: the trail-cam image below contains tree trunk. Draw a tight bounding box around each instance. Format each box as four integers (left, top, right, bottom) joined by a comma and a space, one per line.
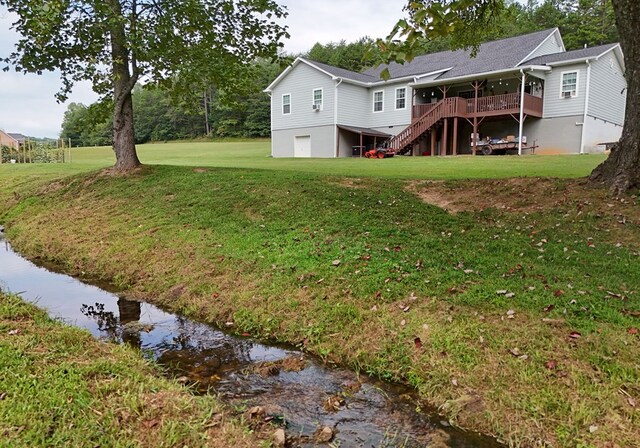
589, 0, 640, 195
112, 85, 139, 171
109, 0, 141, 172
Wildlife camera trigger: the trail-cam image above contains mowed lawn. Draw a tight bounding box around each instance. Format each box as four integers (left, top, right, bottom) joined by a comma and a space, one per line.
62, 140, 606, 179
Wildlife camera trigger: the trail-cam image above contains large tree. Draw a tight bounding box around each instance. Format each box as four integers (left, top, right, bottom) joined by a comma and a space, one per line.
1, 0, 288, 171
381, 0, 637, 194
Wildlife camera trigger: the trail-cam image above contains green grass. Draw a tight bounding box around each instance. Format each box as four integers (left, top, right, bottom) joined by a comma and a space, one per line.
0, 141, 637, 447
0, 292, 268, 448
45, 140, 606, 179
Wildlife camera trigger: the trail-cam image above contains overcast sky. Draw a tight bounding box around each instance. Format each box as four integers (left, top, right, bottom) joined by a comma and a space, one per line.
0, 1, 407, 138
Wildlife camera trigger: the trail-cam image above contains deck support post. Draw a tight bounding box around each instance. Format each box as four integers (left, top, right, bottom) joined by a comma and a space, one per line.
472, 80, 480, 156
452, 117, 458, 156
518, 70, 526, 155
442, 118, 448, 156
359, 132, 363, 157
430, 130, 436, 157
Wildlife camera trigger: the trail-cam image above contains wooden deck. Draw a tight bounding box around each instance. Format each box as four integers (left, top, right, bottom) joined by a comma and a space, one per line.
412, 93, 543, 121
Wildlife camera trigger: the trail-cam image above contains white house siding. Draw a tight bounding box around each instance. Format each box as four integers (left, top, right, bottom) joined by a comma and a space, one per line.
270, 63, 335, 131
367, 82, 413, 131
587, 53, 626, 126
336, 82, 369, 127
542, 63, 587, 118
582, 116, 623, 153
272, 125, 336, 158
525, 30, 564, 60
524, 115, 583, 154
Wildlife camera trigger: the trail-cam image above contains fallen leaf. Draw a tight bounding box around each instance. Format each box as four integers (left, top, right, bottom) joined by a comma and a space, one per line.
0, 392, 6, 400
370, 305, 378, 312
213, 292, 219, 299
554, 289, 565, 297
543, 304, 555, 313
505, 292, 516, 298
414, 337, 423, 349
589, 425, 598, 433
402, 306, 410, 312
142, 419, 159, 429
451, 378, 458, 386
7, 329, 20, 336
463, 269, 474, 274
628, 328, 638, 335
331, 260, 341, 266
509, 347, 522, 357
568, 331, 581, 339
400, 319, 406, 326
544, 360, 557, 370
496, 290, 508, 295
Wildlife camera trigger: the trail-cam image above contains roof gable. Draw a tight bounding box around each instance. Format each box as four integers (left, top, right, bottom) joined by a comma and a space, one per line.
522, 43, 621, 66
264, 57, 378, 92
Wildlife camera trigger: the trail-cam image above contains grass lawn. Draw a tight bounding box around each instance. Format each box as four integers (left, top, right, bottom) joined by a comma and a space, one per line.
0, 292, 268, 448
64, 140, 606, 179
0, 141, 637, 447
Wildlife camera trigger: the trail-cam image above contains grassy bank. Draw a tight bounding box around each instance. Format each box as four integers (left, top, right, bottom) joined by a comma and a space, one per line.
0, 292, 267, 448
0, 144, 637, 446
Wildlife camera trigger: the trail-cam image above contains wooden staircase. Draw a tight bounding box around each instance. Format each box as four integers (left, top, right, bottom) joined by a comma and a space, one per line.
388, 97, 465, 154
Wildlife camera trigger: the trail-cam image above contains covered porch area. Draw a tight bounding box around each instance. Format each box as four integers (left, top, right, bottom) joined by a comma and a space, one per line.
397, 68, 548, 156
336, 125, 392, 158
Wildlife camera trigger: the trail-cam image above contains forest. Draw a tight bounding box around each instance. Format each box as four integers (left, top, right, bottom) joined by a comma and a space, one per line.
60, 0, 618, 147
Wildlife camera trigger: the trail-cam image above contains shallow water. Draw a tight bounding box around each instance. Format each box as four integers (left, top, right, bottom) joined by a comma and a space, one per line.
0, 234, 500, 447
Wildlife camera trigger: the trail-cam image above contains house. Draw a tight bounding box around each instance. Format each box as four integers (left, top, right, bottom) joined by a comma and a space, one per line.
0, 129, 20, 150
7, 133, 27, 146
265, 28, 626, 157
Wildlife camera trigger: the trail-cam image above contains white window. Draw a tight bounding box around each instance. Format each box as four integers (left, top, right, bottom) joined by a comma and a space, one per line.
560, 71, 578, 98
395, 87, 406, 110
282, 94, 291, 115
373, 90, 384, 112
313, 88, 323, 110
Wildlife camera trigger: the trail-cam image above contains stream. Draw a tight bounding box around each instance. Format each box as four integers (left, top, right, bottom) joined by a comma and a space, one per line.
0, 232, 501, 447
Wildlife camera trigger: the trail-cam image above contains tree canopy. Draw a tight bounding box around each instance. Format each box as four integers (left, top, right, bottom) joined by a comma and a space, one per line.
1, 0, 288, 170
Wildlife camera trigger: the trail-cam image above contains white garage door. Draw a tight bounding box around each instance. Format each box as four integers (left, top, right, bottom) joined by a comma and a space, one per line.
294, 135, 311, 158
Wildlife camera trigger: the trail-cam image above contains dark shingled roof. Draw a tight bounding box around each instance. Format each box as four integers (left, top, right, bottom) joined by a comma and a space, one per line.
363, 29, 558, 81
303, 59, 379, 83
522, 43, 618, 65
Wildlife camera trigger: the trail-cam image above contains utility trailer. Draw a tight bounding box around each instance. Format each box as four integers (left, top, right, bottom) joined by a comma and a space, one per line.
474, 137, 537, 155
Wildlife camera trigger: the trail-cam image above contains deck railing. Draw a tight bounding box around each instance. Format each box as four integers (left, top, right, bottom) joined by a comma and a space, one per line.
412, 93, 543, 120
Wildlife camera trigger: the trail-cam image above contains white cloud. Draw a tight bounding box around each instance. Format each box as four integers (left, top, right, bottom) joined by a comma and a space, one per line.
0, 1, 408, 138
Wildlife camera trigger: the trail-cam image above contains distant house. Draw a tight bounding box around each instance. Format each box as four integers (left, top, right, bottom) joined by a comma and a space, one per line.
7, 133, 26, 145
265, 28, 626, 157
0, 130, 20, 150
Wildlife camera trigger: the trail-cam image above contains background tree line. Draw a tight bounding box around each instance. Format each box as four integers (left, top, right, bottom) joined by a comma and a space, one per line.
61, 0, 618, 147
